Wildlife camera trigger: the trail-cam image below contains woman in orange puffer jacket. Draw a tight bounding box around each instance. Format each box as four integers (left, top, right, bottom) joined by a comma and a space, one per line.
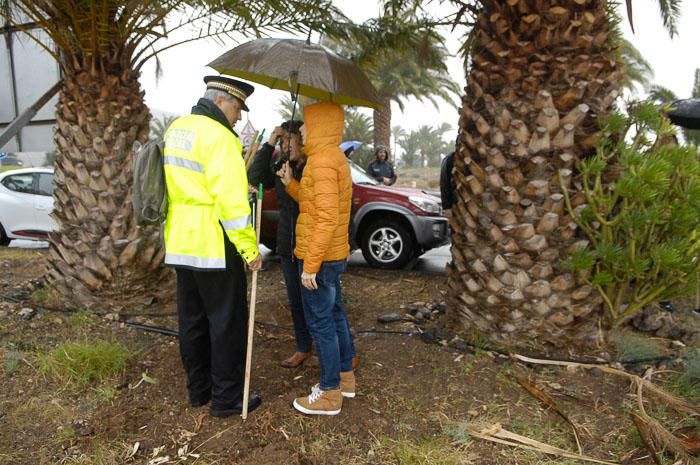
278, 101, 357, 415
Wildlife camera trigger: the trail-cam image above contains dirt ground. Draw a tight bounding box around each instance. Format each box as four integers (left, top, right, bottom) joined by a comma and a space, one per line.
1, 247, 699, 465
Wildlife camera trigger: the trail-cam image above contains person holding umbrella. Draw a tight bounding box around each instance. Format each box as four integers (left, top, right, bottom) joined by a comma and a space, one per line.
277, 101, 356, 415
163, 75, 263, 418
247, 120, 314, 368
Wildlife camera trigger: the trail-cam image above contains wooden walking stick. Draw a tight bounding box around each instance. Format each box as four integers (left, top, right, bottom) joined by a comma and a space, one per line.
242, 184, 263, 419
242, 130, 259, 165
245, 129, 265, 170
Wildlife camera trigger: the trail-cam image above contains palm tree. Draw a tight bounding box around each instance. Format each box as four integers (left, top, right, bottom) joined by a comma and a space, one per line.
343, 109, 374, 144
441, 0, 681, 348
0, 0, 341, 306
397, 123, 452, 167
150, 114, 178, 142
391, 124, 407, 159
397, 130, 421, 168
619, 38, 654, 94
276, 94, 317, 122
328, 4, 460, 149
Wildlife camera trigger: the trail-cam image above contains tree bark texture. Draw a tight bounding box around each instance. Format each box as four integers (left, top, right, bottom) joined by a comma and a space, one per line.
447, 0, 622, 349
373, 94, 393, 150
47, 70, 171, 307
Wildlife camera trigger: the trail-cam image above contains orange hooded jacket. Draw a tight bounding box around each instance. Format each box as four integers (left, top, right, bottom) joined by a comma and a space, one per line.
285, 102, 352, 274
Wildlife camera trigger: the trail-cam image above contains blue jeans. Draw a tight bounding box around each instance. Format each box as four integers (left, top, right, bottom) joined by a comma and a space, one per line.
280, 256, 313, 353
299, 259, 355, 390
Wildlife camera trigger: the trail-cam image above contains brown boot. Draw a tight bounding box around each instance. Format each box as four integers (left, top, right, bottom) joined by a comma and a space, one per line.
340, 371, 355, 398
280, 351, 311, 368
293, 385, 342, 415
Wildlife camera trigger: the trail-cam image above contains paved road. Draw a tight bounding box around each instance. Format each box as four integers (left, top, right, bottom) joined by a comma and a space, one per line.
9, 240, 48, 249
9, 240, 451, 275
348, 245, 450, 275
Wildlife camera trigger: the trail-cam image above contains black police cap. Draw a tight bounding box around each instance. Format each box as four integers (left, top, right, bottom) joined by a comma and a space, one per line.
203, 75, 254, 111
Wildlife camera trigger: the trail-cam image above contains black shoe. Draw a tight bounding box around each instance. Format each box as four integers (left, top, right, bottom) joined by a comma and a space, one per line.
210, 394, 262, 418
190, 389, 211, 407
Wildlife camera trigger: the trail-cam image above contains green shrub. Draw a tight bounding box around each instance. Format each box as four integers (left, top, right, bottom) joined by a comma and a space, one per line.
38, 340, 131, 386
562, 101, 700, 327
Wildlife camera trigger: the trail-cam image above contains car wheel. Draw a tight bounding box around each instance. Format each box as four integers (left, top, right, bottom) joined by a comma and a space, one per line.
361, 219, 413, 269
0, 223, 10, 247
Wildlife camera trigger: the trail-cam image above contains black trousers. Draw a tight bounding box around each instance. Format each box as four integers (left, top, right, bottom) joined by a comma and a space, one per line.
176, 255, 248, 408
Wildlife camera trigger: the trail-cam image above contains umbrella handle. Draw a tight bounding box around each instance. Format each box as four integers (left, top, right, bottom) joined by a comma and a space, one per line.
288, 71, 299, 101
286, 81, 301, 162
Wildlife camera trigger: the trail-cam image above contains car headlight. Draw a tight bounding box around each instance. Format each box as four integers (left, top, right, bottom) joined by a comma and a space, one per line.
409, 196, 441, 214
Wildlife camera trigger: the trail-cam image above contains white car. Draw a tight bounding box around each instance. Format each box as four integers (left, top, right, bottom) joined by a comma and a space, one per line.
0, 167, 56, 246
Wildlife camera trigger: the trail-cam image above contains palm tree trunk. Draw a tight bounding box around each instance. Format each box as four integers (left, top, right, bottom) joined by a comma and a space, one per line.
47, 69, 171, 307
447, 0, 622, 349
373, 94, 392, 149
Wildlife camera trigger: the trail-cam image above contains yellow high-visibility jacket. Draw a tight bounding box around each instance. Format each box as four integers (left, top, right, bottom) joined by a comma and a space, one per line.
163, 114, 258, 269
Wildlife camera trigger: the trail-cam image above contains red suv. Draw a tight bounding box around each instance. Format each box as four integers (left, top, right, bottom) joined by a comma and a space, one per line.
259, 160, 449, 269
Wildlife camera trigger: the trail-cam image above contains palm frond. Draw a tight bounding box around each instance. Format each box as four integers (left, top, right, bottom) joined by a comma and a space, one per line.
647, 85, 678, 103
655, 0, 682, 38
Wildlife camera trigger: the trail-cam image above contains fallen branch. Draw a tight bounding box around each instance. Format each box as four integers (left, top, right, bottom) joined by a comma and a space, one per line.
631, 372, 690, 462
457, 423, 619, 465
631, 411, 662, 465
515, 376, 583, 455
510, 353, 700, 417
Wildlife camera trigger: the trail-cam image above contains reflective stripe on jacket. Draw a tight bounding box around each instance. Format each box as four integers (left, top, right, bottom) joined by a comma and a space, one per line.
163, 114, 258, 270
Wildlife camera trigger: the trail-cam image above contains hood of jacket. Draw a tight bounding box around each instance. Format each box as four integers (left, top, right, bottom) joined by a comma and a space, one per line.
303, 102, 344, 156
374, 144, 390, 160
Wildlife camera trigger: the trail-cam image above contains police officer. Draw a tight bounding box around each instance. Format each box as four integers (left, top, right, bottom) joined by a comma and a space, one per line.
163, 75, 262, 417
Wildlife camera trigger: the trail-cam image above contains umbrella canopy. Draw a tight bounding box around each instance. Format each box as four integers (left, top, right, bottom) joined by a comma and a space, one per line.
208, 38, 380, 109
666, 98, 700, 130
340, 140, 363, 156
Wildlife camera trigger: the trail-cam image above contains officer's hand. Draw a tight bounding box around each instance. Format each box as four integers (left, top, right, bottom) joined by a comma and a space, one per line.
268, 126, 284, 145
248, 185, 258, 194
382, 177, 392, 185
443, 208, 452, 218
248, 254, 263, 272
301, 271, 318, 290
276, 161, 292, 186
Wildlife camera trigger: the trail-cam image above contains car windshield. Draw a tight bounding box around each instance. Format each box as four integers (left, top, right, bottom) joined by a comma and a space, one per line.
348, 160, 378, 185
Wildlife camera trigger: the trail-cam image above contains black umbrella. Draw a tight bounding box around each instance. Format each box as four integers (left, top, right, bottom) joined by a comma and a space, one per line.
666, 98, 700, 130
208, 38, 380, 109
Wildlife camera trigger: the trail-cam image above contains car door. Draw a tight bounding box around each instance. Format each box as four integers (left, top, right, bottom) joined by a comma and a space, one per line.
0, 172, 38, 238
34, 172, 57, 233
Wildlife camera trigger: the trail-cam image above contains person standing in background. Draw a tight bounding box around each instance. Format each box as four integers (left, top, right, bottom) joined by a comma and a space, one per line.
248, 120, 313, 368
366, 145, 397, 185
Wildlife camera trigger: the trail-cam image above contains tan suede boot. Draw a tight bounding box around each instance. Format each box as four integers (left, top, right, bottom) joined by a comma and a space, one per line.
293, 385, 342, 415
340, 371, 355, 398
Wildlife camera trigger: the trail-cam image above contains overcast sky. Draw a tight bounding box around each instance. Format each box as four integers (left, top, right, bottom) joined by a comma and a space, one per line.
140, 1, 700, 153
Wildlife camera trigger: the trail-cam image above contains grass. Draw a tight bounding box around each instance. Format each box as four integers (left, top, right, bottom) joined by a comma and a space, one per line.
679, 348, 700, 399
377, 435, 470, 465
2, 350, 23, 375
611, 331, 663, 363
458, 328, 490, 357
0, 247, 45, 260
38, 340, 131, 386
4, 394, 73, 433
54, 440, 133, 465
30, 285, 68, 309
